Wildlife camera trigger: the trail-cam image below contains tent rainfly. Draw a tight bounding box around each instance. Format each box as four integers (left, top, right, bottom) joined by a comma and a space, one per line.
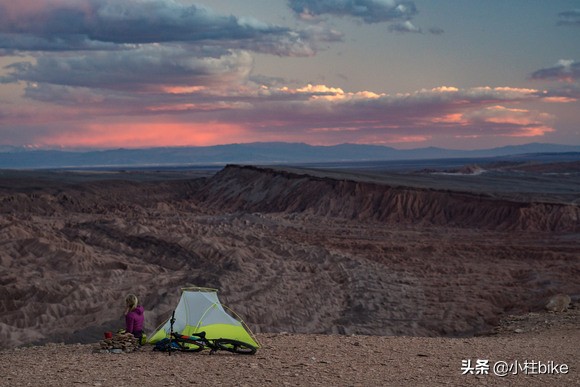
147, 287, 260, 349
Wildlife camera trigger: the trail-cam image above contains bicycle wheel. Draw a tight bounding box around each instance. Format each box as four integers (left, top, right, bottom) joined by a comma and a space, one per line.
171, 333, 205, 352
214, 339, 257, 355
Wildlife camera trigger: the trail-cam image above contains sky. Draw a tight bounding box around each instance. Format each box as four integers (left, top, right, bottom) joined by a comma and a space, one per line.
0, 0, 579, 150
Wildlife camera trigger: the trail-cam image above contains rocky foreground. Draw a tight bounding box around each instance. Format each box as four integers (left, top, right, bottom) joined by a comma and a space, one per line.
0, 308, 578, 387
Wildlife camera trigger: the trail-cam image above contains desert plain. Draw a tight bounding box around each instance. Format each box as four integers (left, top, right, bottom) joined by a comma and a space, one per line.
0, 159, 578, 386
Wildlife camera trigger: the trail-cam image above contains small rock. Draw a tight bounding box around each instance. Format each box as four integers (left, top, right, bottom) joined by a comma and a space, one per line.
545, 294, 571, 312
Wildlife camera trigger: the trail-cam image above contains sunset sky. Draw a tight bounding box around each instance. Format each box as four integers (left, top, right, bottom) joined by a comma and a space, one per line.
1, 0, 579, 150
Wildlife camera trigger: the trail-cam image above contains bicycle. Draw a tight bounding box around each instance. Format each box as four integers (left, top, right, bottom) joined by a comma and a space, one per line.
154, 311, 257, 355
168, 331, 257, 355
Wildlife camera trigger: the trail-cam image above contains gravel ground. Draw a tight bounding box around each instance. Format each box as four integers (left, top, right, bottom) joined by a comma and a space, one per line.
1, 310, 578, 387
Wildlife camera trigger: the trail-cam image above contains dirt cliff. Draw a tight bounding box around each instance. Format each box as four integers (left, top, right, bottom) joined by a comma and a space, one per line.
195, 165, 580, 232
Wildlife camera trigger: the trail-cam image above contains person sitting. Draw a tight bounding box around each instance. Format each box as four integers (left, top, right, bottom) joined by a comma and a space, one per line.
125, 294, 144, 343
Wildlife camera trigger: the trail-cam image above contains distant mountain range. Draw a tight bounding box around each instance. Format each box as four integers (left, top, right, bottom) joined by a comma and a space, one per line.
1, 142, 580, 169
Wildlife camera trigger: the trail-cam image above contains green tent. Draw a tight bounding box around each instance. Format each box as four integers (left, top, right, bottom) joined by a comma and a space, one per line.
147, 287, 260, 349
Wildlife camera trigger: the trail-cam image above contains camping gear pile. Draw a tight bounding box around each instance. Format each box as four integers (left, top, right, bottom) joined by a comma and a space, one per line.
98, 332, 140, 353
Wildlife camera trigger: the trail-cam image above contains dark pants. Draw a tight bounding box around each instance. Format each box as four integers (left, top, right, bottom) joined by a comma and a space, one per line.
133, 330, 143, 344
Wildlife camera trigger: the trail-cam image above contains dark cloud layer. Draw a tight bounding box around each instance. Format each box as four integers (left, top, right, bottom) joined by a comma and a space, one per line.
0, 33, 121, 54
0, 0, 337, 56
288, 0, 417, 24
557, 9, 580, 26
2, 46, 253, 91
0, 0, 342, 109
531, 60, 580, 81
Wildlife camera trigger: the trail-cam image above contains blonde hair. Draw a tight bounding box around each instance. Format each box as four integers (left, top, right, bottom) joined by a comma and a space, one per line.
125, 294, 138, 310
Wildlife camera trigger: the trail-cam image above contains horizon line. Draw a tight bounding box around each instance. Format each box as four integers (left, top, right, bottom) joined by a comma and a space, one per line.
2, 141, 580, 153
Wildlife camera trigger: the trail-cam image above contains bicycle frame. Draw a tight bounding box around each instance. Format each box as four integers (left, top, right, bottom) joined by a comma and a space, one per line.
170, 331, 216, 353
164, 309, 257, 355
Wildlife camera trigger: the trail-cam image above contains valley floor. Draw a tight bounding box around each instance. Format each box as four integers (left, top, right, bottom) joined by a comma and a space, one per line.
0, 308, 578, 387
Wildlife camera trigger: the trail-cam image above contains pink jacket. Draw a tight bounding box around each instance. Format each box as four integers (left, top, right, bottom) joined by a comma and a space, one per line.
125, 305, 144, 334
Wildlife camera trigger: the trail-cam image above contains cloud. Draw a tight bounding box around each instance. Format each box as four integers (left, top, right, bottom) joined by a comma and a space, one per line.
288, 0, 418, 24
557, 9, 580, 26
530, 60, 580, 102
463, 105, 554, 137
0, 34, 121, 55
428, 27, 444, 35
542, 96, 578, 103
262, 84, 541, 120
0, 1, 565, 149
388, 21, 421, 33
199, 84, 553, 143
0, 81, 556, 147
2, 45, 253, 91
45, 120, 246, 148
531, 59, 580, 82
0, 0, 335, 56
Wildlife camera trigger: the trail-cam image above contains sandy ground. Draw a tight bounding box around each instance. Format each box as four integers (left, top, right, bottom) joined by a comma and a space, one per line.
0, 309, 578, 387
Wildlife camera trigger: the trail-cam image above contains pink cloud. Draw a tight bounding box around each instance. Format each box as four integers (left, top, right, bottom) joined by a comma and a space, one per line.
34, 120, 246, 148
234, 85, 553, 141
463, 106, 555, 138
431, 113, 468, 125
359, 135, 431, 145
542, 96, 578, 103
504, 126, 554, 138
1, 79, 560, 148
